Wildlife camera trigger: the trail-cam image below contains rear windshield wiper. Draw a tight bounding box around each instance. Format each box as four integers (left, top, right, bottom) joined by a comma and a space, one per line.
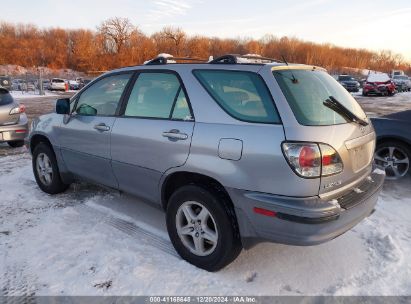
323, 96, 368, 126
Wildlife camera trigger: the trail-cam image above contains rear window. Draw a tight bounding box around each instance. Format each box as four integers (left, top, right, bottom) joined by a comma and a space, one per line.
273, 69, 366, 126
0, 91, 13, 105
52, 79, 65, 83
193, 70, 280, 123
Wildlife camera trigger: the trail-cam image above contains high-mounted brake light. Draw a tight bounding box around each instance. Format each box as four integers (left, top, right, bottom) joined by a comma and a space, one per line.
9, 104, 25, 115
282, 142, 343, 178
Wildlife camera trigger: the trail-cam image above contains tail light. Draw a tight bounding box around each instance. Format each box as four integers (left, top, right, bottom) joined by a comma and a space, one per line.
282, 142, 343, 178
9, 104, 26, 115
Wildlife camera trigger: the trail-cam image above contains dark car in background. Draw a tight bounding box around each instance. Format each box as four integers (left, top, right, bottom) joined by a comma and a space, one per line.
371, 110, 411, 179
0, 75, 12, 91
337, 75, 360, 92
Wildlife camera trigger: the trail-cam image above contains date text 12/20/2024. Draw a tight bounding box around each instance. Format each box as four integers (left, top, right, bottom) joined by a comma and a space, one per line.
149, 296, 257, 303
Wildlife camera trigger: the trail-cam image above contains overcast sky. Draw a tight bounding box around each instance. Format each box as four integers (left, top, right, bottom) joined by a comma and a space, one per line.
2, 0, 411, 60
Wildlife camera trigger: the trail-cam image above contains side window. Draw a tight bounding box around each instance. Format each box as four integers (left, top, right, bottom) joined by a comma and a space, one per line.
75, 73, 131, 116
193, 70, 280, 123
125, 72, 192, 120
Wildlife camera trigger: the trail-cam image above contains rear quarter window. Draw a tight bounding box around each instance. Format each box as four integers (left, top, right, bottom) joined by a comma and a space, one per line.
193, 70, 281, 123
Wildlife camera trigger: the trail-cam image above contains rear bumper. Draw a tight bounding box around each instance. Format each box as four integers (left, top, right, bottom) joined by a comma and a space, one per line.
0, 115, 29, 142
229, 170, 385, 248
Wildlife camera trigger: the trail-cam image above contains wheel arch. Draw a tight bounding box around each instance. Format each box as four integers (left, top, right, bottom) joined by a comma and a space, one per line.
161, 171, 232, 211
30, 133, 74, 184
30, 134, 54, 154
376, 136, 411, 149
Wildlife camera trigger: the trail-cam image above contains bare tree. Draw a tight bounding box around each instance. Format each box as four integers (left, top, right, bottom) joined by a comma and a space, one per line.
98, 17, 135, 54
159, 27, 186, 55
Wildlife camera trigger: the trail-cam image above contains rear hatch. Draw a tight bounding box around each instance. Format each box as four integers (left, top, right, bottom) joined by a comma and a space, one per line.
272, 67, 375, 199
0, 89, 20, 126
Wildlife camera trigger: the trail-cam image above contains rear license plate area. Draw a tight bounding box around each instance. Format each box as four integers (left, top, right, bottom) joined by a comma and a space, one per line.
350, 144, 372, 172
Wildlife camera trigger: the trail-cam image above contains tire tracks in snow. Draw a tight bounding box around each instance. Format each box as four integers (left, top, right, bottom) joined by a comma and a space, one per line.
0, 262, 37, 299
75, 204, 179, 259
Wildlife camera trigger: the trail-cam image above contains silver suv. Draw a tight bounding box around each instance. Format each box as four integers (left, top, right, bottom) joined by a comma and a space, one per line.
28, 54, 384, 271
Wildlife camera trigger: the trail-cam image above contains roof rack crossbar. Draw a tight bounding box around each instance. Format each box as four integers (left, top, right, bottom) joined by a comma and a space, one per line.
144, 56, 207, 65
209, 54, 284, 64
209, 54, 239, 64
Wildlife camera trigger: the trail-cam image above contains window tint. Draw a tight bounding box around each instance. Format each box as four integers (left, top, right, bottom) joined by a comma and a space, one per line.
125, 73, 189, 119
193, 70, 280, 123
273, 69, 366, 126
75, 73, 131, 116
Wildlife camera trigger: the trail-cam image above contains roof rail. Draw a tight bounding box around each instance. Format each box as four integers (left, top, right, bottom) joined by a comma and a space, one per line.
209, 54, 284, 64
144, 54, 207, 65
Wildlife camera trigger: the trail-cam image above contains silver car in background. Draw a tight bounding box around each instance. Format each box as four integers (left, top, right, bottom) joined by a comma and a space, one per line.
0, 88, 28, 147
28, 54, 384, 271
49, 78, 66, 91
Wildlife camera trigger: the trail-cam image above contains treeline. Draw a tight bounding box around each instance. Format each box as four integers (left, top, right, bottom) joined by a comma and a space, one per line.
0, 17, 410, 75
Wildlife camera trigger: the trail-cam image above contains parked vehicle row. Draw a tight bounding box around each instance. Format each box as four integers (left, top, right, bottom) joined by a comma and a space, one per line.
336, 72, 410, 95
1, 75, 92, 92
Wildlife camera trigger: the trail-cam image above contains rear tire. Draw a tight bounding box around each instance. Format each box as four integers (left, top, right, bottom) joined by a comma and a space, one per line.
7, 141, 24, 148
166, 185, 242, 271
32, 142, 70, 194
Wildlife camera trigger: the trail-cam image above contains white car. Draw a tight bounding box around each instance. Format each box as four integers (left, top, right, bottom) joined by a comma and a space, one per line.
49, 78, 66, 91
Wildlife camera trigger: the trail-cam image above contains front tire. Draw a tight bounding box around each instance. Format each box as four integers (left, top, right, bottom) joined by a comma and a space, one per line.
7, 140, 24, 148
166, 185, 242, 271
32, 142, 70, 194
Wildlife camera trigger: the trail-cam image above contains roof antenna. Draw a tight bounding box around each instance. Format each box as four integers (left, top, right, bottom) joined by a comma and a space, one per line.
281, 55, 298, 84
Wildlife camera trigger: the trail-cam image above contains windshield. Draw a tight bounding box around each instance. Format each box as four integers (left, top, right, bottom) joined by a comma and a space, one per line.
394, 76, 408, 80
273, 69, 366, 126
0, 91, 13, 106
338, 76, 354, 81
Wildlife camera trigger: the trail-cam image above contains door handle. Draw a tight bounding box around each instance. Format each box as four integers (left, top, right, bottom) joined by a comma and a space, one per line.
162, 129, 188, 140
94, 123, 110, 132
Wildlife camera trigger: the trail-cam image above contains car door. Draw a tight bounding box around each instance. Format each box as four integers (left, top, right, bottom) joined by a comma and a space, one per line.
57, 72, 133, 188
111, 71, 194, 203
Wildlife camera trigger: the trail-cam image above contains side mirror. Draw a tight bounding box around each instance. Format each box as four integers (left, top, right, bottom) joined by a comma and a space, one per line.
56, 98, 70, 115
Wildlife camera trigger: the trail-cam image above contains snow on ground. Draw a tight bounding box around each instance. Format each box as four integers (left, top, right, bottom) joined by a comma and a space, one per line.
355, 91, 411, 117
10, 91, 61, 99
0, 146, 410, 296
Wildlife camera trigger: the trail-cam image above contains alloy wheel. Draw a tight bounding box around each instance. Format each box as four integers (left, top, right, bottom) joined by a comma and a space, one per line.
374, 146, 409, 180
36, 153, 53, 185
176, 201, 218, 256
